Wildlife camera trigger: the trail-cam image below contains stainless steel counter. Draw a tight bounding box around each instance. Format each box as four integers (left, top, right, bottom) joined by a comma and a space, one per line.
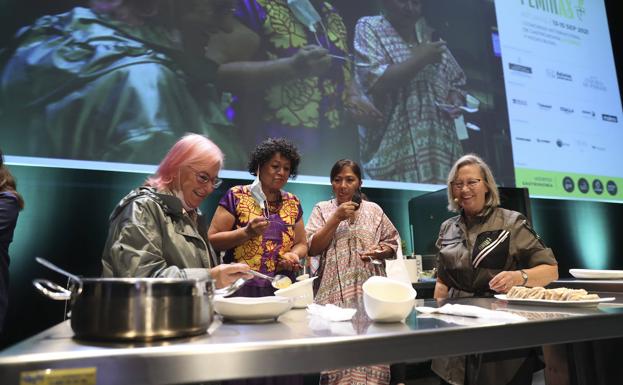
2, 294, 623, 385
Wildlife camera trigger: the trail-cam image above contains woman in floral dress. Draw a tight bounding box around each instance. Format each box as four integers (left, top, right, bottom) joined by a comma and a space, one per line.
209, 137, 307, 297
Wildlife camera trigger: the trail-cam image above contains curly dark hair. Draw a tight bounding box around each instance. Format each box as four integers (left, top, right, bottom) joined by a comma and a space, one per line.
247, 138, 301, 179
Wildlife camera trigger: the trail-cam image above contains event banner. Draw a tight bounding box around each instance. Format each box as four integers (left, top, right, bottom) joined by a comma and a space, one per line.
495, 0, 623, 201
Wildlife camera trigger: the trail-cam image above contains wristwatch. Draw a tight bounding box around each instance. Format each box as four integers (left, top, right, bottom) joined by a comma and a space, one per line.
520, 269, 528, 286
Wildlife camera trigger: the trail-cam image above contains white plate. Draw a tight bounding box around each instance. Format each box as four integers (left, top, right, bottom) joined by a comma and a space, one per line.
213, 296, 292, 322
495, 294, 616, 307
569, 269, 623, 279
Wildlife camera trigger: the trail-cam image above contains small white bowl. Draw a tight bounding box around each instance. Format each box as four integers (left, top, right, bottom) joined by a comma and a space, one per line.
362, 276, 417, 322
274, 276, 318, 308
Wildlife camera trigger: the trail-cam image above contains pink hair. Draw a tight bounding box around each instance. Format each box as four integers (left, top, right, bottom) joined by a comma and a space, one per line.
147, 134, 224, 190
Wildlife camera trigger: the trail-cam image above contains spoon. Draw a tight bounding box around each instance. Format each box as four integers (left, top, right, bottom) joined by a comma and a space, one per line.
366, 256, 384, 266
328, 54, 372, 68
214, 277, 248, 297
36, 257, 83, 284
248, 270, 293, 289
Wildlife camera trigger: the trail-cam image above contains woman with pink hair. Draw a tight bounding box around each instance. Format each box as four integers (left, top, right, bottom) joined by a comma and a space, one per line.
101, 134, 250, 288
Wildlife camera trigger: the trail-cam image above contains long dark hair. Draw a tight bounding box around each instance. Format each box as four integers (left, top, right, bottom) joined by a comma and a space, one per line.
0, 150, 24, 210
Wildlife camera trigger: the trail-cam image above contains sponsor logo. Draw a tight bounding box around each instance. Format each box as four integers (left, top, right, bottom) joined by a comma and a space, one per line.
546, 69, 573, 81
515, 137, 532, 142
583, 76, 607, 91
602, 114, 618, 123
607, 181, 618, 196
536, 138, 551, 143
578, 178, 589, 194
593, 179, 604, 195
556, 139, 570, 147
560, 106, 574, 114
562, 177, 574, 193
509, 63, 532, 74
581, 110, 596, 118
537, 103, 552, 110
512, 98, 528, 106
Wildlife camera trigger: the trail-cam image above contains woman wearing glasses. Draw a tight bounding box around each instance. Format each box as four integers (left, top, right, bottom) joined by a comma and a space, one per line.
101, 134, 250, 288
433, 154, 558, 385
209, 138, 308, 297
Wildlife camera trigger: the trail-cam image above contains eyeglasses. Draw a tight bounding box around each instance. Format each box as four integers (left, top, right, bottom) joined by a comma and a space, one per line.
187, 165, 222, 188
451, 178, 481, 190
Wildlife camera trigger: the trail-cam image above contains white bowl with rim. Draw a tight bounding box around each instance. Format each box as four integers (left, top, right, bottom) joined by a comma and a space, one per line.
362, 276, 416, 322
274, 276, 318, 308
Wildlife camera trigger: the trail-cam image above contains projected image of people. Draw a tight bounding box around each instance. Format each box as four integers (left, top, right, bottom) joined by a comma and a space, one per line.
211, 0, 382, 175
0, 0, 244, 166
354, 0, 467, 184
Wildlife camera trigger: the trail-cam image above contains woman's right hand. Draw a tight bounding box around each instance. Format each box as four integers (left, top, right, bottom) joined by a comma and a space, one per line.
211, 263, 252, 289
333, 201, 359, 222
290, 45, 332, 77
244, 216, 269, 238
412, 40, 446, 66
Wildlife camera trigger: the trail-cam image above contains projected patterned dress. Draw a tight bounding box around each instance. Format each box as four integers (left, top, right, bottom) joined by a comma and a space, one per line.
305, 199, 400, 385
233, 0, 356, 174
354, 15, 466, 184
0, 7, 243, 166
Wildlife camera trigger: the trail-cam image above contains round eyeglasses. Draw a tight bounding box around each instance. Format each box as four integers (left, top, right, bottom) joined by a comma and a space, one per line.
187, 165, 222, 188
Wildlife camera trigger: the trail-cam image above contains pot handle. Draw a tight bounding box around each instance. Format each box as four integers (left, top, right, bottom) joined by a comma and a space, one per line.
33, 279, 76, 301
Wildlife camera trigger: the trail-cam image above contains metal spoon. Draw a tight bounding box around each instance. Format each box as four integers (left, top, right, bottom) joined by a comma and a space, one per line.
328, 54, 372, 68
248, 270, 292, 289
36, 257, 83, 284
214, 277, 248, 297
366, 256, 383, 266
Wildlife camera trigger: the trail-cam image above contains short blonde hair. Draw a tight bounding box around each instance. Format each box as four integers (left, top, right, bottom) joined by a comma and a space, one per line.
446, 154, 500, 212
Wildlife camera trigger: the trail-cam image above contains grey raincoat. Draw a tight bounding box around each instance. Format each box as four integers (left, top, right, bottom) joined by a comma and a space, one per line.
101, 187, 217, 280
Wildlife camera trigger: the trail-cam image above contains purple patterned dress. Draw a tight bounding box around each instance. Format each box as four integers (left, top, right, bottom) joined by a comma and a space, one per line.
219, 185, 302, 297
232, 0, 358, 173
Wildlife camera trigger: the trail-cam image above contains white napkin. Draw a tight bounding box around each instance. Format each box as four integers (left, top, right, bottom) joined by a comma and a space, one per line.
306, 304, 356, 322
416, 304, 526, 323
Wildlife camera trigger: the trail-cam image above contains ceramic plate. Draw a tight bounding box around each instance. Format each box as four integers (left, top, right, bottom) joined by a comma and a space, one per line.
213, 296, 292, 322
569, 269, 623, 279
495, 294, 616, 307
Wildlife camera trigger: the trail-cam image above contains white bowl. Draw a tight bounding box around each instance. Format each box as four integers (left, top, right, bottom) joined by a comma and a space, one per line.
362, 276, 416, 322
274, 276, 318, 308
213, 296, 292, 321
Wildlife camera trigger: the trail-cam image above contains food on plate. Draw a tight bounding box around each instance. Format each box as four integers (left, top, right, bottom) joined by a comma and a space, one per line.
507, 286, 600, 301
273, 276, 292, 289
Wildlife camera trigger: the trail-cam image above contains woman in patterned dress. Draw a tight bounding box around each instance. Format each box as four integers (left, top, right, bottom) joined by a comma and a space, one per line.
354, 0, 466, 183
209, 137, 307, 297
305, 159, 400, 385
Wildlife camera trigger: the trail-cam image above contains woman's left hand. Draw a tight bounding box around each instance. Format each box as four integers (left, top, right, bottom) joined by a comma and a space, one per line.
277, 252, 302, 272
359, 245, 388, 263
489, 270, 523, 293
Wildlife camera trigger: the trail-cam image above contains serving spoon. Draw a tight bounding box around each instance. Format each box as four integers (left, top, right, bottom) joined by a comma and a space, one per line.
248, 270, 293, 289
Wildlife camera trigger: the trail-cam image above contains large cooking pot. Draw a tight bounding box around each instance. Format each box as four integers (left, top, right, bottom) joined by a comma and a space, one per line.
33, 259, 215, 341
